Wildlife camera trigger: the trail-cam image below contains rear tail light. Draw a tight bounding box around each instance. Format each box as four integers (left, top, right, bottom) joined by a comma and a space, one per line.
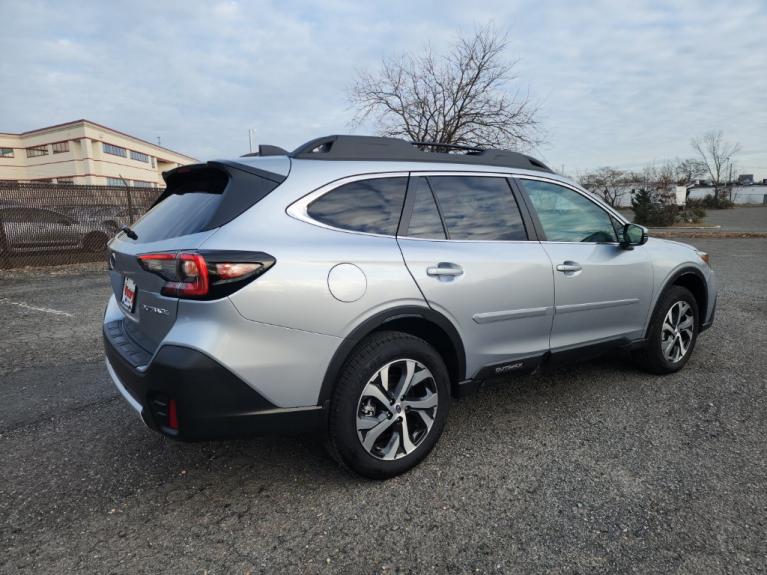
138, 250, 275, 299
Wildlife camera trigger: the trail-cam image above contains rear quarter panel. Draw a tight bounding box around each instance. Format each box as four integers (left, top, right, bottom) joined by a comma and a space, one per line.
198, 171, 427, 338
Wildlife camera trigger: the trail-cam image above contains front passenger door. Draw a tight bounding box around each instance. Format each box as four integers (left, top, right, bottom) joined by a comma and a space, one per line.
515, 178, 653, 351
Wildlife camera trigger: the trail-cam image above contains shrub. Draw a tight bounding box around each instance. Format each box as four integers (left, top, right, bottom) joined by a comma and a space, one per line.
631, 189, 677, 227
677, 207, 705, 224
699, 194, 734, 209
681, 199, 707, 223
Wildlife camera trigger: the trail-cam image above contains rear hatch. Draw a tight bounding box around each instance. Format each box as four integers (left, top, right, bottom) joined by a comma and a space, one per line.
107, 159, 289, 358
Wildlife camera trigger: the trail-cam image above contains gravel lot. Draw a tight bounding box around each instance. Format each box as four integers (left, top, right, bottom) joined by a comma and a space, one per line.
1, 240, 765, 574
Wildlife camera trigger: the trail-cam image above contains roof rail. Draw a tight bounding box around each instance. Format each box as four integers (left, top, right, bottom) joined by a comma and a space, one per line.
411, 141, 484, 153
240, 144, 289, 158
290, 135, 552, 173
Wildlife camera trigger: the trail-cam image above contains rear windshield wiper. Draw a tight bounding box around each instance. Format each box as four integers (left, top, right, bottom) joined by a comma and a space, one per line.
120, 225, 138, 240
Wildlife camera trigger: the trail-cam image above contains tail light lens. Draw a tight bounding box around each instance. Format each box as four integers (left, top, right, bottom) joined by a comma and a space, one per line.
137, 250, 275, 299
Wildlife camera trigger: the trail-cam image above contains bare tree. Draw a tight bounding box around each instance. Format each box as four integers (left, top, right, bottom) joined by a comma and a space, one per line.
691, 131, 741, 200
672, 157, 706, 199
349, 26, 543, 150
579, 167, 632, 207
674, 158, 706, 188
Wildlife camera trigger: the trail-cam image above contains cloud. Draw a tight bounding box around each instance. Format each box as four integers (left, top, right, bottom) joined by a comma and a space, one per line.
1, 0, 765, 176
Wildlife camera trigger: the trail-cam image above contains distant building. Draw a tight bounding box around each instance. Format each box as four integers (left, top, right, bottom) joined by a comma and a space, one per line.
688, 183, 767, 204
737, 174, 755, 185
0, 119, 197, 187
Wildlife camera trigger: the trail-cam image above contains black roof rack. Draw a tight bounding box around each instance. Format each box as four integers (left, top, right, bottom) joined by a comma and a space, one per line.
240, 144, 289, 157
290, 135, 552, 173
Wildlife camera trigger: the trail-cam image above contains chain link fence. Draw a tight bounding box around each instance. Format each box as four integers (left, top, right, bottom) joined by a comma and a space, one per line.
0, 182, 162, 269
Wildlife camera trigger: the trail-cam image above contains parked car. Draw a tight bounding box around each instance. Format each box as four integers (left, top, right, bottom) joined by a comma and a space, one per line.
62, 205, 139, 233
0, 205, 113, 253
103, 135, 717, 478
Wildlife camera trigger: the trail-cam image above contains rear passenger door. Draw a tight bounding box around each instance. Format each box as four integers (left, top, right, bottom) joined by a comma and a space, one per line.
397, 174, 554, 379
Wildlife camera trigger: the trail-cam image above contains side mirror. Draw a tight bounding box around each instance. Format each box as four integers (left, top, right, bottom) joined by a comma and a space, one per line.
621, 223, 648, 250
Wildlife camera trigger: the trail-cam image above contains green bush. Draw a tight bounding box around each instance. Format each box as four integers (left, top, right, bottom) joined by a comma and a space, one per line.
681, 199, 707, 223
631, 189, 677, 227
699, 194, 734, 209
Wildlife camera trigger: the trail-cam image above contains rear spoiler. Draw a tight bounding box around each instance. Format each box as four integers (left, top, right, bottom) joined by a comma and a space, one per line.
155, 162, 287, 231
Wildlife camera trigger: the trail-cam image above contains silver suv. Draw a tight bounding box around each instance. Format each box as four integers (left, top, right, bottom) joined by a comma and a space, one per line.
104, 135, 716, 478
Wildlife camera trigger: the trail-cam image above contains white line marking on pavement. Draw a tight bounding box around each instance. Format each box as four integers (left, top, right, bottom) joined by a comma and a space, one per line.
0, 297, 74, 318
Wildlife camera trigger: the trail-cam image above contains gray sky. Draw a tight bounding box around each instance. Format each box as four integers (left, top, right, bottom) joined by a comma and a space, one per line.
1, 0, 765, 178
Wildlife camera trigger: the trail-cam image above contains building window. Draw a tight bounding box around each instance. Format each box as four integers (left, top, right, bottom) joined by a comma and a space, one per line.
151, 157, 156, 168
57, 177, 75, 184
51, 141, 69, 154
130, 150, 150, 163
26, 145, 49, 158
107, 177, 127, 186
0, 148, 14, 158
132, 180, 154, 188
103, 143, 127, 157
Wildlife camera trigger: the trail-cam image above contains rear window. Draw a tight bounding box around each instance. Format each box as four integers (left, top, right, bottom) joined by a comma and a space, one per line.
307, 177, 408, 235
131, 193, 223, 242
130, 164, 283, 243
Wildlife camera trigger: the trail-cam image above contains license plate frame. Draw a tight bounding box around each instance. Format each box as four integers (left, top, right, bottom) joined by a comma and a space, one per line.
121, 276, 137, 312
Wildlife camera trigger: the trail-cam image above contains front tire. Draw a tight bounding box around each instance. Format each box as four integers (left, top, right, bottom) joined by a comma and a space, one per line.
634, 285, 699, 374
327, 331, 450, 479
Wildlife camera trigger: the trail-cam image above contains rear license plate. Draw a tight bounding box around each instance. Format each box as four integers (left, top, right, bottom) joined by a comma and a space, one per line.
121, 277, 137, 312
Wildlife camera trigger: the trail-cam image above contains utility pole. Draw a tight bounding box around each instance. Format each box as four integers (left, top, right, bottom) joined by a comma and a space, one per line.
727, 163, 733, 200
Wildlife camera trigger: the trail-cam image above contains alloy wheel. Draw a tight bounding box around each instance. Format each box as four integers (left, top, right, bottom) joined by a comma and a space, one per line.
661, 301, 695, 363
356, 358, 438, 461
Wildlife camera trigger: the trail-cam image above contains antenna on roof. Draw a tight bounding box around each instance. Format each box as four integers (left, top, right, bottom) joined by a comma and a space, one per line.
248, 128, 257, 154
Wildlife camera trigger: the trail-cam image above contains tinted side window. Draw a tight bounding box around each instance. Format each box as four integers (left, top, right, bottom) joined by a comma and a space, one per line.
427, 176, 527, 241
405, 177, 446, 239
519, 179, 617, 243
307, 177, 407, 235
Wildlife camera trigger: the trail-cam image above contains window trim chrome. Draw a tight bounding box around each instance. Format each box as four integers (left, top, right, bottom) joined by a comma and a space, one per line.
286, 169, 627, 243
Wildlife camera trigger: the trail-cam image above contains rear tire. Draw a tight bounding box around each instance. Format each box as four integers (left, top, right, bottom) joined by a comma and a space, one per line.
327, 331, 450, 479
634, 286, 699, 374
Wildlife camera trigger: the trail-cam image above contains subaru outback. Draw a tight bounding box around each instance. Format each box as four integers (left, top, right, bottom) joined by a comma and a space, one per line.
103, 135, 716, 478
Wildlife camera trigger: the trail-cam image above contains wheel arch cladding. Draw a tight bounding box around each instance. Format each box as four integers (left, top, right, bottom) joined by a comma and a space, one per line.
651, 267, 708, 337
670, 268, 708, 320
318, 306, 466, 404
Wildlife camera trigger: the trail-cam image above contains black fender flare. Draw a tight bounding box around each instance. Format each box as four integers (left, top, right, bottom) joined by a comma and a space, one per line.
647, 265, 709, 336
316, 305, 466, 406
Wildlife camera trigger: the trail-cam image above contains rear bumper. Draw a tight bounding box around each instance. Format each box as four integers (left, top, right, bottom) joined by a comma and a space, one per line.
103, 323, 324, 440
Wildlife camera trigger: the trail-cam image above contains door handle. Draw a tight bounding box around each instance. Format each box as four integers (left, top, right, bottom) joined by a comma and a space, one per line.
427, 263, 464, 277
556, 261, 582, 273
